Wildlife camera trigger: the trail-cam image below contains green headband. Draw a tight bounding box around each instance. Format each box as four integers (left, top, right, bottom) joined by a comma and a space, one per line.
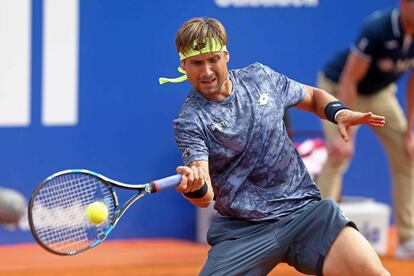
179, 38, 227, 60
159, 38, 227, 85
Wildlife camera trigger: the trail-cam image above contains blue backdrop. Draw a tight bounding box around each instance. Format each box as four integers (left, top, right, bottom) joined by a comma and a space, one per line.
0, 0, 402, 244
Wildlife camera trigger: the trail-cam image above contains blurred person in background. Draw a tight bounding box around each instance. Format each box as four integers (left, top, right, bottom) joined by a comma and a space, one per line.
0, 187, 26, 227
316, 0, 414, 259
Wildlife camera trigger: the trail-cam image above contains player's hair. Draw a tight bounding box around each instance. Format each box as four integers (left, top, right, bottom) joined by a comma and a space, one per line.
175, 17, 227, 56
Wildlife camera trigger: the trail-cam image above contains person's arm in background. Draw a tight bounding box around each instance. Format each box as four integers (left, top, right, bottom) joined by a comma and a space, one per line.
336, 52, 371, 108
406, 70, 414, 158
0, 187, 26, 225
294, 85, 385, 142
176, 160, 214, 208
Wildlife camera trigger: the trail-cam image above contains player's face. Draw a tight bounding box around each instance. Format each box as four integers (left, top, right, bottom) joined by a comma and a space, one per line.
181, 51, 231, 100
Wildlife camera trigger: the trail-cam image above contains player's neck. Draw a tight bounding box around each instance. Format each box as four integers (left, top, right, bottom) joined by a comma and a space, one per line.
204, 77, 232, 101
221, 77, 233, 98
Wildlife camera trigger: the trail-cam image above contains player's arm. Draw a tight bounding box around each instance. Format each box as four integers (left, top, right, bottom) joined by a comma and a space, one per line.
405, 70, 414, 158
293, 85, 337, 119
176, 160, 214, 208
294, 84, 385, 141
294, 51, 371, 115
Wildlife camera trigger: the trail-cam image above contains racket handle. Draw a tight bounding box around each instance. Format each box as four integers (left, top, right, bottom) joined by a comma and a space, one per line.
149, 174, 182, 193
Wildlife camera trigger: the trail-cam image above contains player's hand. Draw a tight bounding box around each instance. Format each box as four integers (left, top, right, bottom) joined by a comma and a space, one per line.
335, 110, 385, 141
405, 132, 414, 159
175, 165, 205, 193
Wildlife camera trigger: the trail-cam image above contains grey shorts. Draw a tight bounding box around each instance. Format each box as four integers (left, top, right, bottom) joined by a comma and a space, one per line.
200, 199, 356, 276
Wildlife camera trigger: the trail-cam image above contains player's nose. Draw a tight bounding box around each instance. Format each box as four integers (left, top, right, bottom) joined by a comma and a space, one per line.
199, 63, 213, 77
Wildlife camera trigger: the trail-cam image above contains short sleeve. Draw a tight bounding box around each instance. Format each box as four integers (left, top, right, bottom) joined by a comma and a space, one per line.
259, 63, 307, 108
351, 13, 382, 60
173, 116, 209, 165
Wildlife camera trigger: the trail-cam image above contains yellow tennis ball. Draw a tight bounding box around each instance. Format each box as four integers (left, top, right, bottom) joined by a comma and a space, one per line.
86, 201, 108, 225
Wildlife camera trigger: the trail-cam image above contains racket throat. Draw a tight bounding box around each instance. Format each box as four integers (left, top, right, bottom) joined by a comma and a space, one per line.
146, 183, 156, 193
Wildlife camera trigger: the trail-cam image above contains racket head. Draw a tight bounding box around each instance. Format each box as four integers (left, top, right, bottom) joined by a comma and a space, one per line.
28, 170, 118, 255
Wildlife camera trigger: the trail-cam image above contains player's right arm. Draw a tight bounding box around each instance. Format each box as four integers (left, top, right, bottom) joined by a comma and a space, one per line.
176, 160, 214, 208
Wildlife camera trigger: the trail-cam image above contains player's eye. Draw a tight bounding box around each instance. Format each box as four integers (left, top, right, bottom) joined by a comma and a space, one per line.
190, 60, 202, 65
209, 56, 220, 63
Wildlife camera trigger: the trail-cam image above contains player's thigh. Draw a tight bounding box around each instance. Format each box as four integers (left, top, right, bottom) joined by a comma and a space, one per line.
323, 226, 388, 276
200, 223, 281, 276
281, 199, 352, 275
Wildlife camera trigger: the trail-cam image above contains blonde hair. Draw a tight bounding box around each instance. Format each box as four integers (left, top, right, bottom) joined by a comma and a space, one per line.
175, 17, 227, 57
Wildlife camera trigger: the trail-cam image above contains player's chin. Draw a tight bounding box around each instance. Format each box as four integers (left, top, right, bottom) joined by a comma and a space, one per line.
198, 85, 220, 96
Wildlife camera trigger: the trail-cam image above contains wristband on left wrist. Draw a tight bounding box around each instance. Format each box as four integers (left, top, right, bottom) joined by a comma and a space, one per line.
183, 182, 208, 198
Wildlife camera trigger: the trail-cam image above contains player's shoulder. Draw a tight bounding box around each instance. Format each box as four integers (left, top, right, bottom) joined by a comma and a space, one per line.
231, 62, 281, 80
175, 91, 202, 122
233, 62, 273, 73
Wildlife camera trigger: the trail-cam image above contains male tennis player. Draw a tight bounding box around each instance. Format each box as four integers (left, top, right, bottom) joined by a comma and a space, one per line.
163, 17, 389, 275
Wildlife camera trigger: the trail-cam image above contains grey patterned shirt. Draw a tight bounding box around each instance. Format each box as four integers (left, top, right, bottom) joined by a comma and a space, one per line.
174, 63, 320, 221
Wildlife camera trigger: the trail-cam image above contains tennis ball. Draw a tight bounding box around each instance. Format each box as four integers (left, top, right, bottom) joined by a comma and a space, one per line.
86, 201, 108, 225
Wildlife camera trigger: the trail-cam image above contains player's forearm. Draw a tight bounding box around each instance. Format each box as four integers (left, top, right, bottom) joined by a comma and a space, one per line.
183, 182, 214, 208
303, 86, 340, 120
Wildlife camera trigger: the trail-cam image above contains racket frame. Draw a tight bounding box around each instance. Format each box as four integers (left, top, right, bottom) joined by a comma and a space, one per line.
28, 169, 180, 255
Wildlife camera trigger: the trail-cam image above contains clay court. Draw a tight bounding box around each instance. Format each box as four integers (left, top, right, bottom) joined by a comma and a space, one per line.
0, 227, 413, 276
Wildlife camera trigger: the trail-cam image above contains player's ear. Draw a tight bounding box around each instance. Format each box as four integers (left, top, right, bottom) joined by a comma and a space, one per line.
224, 51, 230, 63
180, 60, 186, 71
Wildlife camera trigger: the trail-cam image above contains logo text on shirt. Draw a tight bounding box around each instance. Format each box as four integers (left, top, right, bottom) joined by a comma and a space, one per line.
210, 121, 228, 131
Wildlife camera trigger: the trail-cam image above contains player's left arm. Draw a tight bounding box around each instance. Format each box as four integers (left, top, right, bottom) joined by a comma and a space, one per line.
294, 85, 385, 141
405, 70, 414, 158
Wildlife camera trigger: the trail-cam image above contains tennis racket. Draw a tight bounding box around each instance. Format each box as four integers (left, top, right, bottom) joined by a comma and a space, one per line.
28, 169, 181, 256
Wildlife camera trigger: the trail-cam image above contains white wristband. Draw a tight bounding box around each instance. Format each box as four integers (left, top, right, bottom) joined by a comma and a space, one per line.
334, 109, 348, 122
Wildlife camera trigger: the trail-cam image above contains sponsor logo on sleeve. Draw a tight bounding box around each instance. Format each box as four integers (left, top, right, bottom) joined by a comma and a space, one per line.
182, 148, 191, 159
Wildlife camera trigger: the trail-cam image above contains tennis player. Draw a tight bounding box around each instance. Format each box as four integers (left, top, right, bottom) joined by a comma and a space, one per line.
164, 17, 390, 276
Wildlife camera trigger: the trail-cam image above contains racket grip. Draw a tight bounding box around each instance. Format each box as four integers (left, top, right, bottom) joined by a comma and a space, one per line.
149, 174, 182, 193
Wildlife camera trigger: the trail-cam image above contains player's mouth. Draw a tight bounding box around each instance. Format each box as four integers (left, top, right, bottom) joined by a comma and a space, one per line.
200, 78, 217, 86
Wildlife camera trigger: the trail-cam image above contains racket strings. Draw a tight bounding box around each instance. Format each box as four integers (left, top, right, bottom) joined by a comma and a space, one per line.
31, 173, 115, 254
